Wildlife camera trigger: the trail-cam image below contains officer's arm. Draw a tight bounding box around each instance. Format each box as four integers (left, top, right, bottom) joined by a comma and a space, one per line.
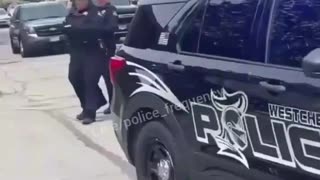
62, 13, 92, 43
74, 11, 104, 35
101, 6, 118, 34
62, 13, 84, 35
61, 15, 82, 49
65, 9, 116, 40
78, 7, 118, 34
62, 16, 72, 34
76, 20, 103, 40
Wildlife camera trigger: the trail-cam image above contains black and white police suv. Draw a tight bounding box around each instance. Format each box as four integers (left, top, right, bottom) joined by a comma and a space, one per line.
109, 0, 320, 179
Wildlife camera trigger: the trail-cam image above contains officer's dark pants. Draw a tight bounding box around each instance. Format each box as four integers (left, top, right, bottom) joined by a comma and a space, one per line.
102, 54, 113, 103
101, 40, 116, 103
68, 48, 107, 119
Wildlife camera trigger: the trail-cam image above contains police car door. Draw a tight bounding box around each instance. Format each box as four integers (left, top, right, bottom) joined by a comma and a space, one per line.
250, 0, 320, 179
174, 0, 276, 178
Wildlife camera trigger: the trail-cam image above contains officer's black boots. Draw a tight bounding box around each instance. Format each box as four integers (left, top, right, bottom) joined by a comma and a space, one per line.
82, 117, 95, 125
103, 107, 111, 114
76, 111, 86, 121
81, 110, 96, 125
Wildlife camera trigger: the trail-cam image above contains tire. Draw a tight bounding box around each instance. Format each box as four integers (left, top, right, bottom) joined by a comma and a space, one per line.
20, 39, 33, 58
134, 121, 189, 180
10, 37, 20, 54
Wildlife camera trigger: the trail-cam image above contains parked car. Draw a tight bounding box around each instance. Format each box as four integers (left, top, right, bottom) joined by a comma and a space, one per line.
111, 0, 320, 180
0, 8, 10, 26
9, 2, 67, 57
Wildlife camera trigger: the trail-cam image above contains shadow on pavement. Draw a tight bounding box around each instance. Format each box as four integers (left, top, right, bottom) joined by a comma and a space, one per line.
95, 113, 113, 123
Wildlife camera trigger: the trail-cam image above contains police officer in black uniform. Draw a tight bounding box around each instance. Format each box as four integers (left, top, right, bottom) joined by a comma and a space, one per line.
63, 0, 113, 125
95, 0, 118, 114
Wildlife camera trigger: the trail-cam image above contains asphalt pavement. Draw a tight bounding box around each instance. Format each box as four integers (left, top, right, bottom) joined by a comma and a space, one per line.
0, 27, 23, 63
0, 27, 136, 180
0, 27, 9, 45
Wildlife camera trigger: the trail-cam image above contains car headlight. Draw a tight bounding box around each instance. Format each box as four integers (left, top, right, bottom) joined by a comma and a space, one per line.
24, 26, 38, 37
25, 26, 36, 34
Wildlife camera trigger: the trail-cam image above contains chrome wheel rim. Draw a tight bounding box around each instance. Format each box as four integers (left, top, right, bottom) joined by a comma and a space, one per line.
147, 140, 175, 180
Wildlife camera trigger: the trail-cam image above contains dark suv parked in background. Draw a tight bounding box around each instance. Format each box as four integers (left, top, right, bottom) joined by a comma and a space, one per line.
9, 2, 67, 57
110, 0, 320, 180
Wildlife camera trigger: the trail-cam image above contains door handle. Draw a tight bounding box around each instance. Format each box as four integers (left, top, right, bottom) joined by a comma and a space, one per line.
259, 81, 286, 93
168, 60, 185, 71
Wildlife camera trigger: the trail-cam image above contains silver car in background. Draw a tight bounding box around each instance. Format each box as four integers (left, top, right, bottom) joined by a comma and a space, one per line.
0, 8, 10, 27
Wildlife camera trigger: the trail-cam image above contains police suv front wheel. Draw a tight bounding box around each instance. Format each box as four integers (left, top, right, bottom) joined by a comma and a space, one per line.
134, 121, 188, 180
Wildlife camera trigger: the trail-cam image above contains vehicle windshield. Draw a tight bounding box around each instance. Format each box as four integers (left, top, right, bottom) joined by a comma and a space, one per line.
111, 0, 130, 5
0, 9, 6, 15
20, 3, 67, 21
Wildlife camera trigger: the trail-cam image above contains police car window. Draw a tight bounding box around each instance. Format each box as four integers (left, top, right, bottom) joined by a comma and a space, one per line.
198, 0, 259, 60
268, 0, 320, 67
179, 2, 206, 53
152, 3, 185, 28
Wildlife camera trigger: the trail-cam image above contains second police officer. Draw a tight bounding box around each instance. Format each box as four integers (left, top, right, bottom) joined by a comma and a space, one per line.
95, 0, 118, 115
63, 0, 117, 125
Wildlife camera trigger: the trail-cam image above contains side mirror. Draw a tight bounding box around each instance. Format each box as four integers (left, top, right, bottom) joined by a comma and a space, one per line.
302, 48, 320, 78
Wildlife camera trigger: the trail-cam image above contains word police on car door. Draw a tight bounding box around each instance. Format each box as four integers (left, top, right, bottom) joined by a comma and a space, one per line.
191, 89, 320, 176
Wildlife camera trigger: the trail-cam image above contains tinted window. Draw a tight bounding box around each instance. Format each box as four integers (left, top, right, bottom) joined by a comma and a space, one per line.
125, 5, 160, 49
268, 0, 320, 67
198, 0, 259, 60
0, 9, 6, 15
126, 3, 183, 49
179, 2, 206, 53
152, 3, 184, 28
20, 4, 67, 21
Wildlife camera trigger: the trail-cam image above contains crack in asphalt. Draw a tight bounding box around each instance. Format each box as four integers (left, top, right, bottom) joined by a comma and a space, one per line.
0, 66, 27, 96
46, 110, 136, 180
27, 95, 76, 102
0, 60, 21, 65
